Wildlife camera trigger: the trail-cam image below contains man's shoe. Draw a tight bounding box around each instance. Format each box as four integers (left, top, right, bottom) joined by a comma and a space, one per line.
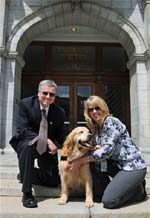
22, 192, 38, 208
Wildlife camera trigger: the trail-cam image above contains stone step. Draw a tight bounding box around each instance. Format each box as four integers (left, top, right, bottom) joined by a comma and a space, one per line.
1, 152, 150, 218
0, 176, 150, 197
0, 154, 150, 197
1, 196, 150, 218
0, 166, 19, 179
0, 178, 61, 197
3, 166, 149, 178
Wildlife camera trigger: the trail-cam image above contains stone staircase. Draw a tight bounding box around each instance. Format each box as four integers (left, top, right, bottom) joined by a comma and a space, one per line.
0, 151, 150, 218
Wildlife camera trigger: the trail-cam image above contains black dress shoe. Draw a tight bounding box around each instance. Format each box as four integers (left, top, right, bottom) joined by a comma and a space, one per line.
22, 192, 38, 208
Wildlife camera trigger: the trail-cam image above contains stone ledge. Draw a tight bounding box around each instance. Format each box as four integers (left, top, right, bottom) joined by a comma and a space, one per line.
0, 178, 150, 197
0, 196, 150, 218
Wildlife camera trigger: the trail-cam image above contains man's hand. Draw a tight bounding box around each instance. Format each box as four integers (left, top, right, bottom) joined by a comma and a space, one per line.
47, 139, 57, 155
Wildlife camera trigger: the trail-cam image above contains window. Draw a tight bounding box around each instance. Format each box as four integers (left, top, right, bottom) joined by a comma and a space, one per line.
103, 47, 127, 72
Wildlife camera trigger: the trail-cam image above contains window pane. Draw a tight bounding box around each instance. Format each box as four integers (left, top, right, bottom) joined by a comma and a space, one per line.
103, 47, 127, 72
23, 46, 45, 72
56, 86, 70, 121
52, 46, 96, 71
77, 86, 91, 122
105, 84, 127, 125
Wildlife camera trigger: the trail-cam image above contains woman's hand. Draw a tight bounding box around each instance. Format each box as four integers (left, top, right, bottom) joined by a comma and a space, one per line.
47, 139, 57, 155
94, 144, 101, 150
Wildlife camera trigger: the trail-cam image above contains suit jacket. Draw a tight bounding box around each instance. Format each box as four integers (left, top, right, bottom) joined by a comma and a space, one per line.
9, 95, 66, 152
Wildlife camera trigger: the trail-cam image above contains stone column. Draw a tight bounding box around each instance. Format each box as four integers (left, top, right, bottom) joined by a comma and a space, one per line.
142, 0, 150, 139
0, 0, 7, 151
2, 53, 25, 152
128, 54, 150, 165
142, 0, 150, 49
0, 0, 6, 46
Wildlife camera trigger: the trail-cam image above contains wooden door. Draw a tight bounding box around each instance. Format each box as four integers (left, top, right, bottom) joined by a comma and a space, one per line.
55, 82, 95, 133
21, 41, 130, 133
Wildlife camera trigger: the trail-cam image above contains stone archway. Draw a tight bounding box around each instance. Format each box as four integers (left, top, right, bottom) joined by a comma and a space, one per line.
7, 2, 146, 55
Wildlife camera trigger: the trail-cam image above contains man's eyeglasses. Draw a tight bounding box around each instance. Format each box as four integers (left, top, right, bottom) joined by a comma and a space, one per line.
88, 106, 101, 113
42, 92, 56, 97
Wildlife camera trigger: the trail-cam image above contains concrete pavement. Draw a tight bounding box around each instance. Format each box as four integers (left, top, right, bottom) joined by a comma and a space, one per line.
1, 195, 150, 218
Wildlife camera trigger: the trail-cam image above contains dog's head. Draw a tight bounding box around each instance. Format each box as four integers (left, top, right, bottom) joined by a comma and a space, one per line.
61, 126, 93, 161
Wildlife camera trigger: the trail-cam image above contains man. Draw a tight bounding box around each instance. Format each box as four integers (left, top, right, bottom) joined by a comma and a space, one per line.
9, 80, 66, 208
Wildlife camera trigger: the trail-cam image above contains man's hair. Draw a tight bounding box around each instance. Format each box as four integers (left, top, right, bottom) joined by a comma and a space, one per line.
38, 80, 57, 91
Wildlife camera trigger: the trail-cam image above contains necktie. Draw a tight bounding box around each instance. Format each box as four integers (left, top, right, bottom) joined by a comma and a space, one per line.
36, 109, 48, 155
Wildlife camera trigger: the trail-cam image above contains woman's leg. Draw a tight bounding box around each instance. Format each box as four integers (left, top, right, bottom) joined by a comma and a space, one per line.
102, 168, 146, 209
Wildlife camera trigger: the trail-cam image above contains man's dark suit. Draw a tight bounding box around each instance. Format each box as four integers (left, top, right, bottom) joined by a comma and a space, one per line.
10, 95, 66, 193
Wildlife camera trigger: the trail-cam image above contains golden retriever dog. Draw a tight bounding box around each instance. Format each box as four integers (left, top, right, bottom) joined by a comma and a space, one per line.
58, 126, 94, 208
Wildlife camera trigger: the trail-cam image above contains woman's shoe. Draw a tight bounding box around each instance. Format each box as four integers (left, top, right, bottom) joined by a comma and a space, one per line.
141, 179, 147, 201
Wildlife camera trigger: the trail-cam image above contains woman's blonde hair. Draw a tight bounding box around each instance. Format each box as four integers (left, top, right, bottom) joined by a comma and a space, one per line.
84, 95, 111, 134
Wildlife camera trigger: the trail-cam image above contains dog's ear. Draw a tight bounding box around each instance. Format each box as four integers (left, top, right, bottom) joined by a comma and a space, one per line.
61, 132, 75, 156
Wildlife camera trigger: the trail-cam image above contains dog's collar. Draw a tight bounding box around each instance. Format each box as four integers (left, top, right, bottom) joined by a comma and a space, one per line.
60, 154, 88, 161
60, 156, 67, 161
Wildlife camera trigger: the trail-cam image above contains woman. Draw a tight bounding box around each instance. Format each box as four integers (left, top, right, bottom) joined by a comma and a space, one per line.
68, 95, 147, 209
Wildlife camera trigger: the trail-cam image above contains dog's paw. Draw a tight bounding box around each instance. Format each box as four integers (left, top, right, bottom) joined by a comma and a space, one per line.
58, 197, 67, 205
85, 199, 94, 208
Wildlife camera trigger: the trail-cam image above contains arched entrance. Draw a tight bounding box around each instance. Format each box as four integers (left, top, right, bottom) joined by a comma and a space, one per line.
21, 41, 130, 133
4, 1, 149, 162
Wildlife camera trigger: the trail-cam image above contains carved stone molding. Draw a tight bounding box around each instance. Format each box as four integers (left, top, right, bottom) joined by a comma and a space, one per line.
142, 0, 150, 8
0, 48, 25, 67
6, 51, 25, 67
0, 46, 7, 56
127, 50, 150, 69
